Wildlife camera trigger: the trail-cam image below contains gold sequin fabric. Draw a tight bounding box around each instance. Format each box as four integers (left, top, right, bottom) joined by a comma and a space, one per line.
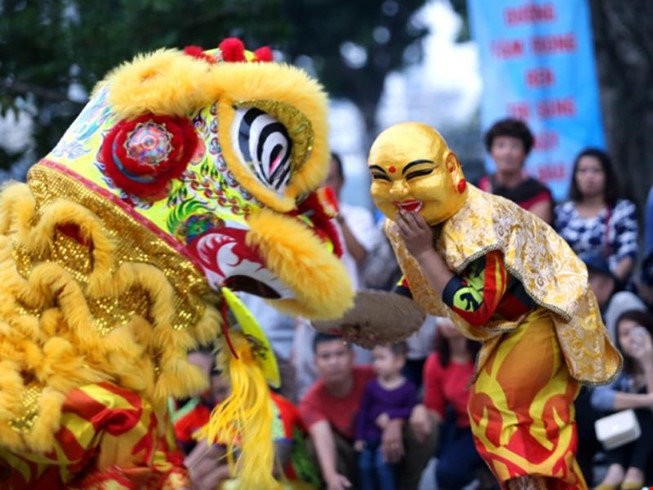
0, 170, 221, 452
385, 185, 621, 384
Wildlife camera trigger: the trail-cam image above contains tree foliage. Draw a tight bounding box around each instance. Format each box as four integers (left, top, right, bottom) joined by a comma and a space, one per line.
1, 0, 429, 172
0, 0, 289, 169
282, 0, 429, 142
589, 1, 653, 207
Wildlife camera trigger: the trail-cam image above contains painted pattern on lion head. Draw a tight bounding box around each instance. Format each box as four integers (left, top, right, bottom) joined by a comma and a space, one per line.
43, 38, 351, 316
0, 39, 352, 488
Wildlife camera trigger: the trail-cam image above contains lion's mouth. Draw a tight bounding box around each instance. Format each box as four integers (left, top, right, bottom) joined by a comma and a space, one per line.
224, 275, 281, 299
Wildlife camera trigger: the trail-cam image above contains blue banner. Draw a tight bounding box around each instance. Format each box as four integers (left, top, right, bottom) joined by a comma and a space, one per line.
468, 0, 604, 201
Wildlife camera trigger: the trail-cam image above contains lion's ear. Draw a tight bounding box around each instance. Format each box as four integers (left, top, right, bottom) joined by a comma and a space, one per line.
106, 48, 208, 119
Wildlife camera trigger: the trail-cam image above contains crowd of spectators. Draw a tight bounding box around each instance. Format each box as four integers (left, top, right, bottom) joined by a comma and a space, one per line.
175, 127, 653, 489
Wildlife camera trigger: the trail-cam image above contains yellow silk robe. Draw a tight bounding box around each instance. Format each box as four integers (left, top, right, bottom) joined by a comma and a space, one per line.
385, 184, 620, 385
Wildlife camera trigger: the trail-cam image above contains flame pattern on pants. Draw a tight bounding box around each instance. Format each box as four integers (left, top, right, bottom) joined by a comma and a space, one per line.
468, 308, 586, 489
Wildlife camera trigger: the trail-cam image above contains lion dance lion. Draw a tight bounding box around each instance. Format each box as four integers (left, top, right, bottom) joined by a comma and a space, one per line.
0, 38, 353, 489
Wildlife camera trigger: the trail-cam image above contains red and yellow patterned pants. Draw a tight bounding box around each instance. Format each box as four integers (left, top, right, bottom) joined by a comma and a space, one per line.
468, 308, 587, 490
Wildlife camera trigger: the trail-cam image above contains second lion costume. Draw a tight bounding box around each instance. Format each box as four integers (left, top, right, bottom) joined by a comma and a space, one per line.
368, 122, 620, 489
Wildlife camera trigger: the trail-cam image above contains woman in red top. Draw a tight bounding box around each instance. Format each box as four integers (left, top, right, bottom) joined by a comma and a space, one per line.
423, 318, 486, 490
478, 117, 553, 224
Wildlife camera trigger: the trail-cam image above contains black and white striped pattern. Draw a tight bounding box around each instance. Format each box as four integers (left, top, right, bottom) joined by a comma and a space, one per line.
231, 107, 293, 192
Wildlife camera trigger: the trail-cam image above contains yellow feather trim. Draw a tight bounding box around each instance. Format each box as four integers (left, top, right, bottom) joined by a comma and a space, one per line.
199, 334, 278, 490
247, 209, 354, 319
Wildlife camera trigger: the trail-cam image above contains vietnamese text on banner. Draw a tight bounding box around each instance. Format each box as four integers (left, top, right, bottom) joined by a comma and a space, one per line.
468, 0, 604, 201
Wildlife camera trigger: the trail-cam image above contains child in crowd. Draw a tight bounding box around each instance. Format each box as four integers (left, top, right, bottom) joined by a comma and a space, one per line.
172, 350, 320, 489
354, 342, 418, 490
171, 350, 231, 454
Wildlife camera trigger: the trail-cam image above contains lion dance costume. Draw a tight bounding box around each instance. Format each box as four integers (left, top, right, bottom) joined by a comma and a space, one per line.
0, 38, 354, 489
368, 122, 621, 489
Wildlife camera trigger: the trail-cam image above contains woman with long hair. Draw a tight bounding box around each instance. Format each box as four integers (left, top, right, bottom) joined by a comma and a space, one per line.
422, 318, 488, 489
591, 309, 653, 489
555, 148, 639, 284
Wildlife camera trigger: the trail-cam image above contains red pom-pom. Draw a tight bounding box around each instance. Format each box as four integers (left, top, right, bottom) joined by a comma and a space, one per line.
183, 45, 216, 64
219, 37, 246, 62
295, 188, 344, 257
253, 46, 273, 62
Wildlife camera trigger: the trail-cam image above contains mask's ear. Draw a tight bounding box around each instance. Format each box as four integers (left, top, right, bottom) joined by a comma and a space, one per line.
445, 151, 467, 193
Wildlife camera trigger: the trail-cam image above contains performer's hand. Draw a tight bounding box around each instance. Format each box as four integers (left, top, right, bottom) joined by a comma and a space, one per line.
380, 418, 404, 463
395, 210, 434, 259
395, 210, 454, 292
184, 440, 231, 490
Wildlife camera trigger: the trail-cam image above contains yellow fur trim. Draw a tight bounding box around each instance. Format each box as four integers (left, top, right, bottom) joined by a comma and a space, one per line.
199, 334, 278, 490
107, 49, 209, 118
247, 209, 354, 319
0, 182, 36, 241
0, 182, 221, 452
28, 200, 115, 279
105, 49, 329, 204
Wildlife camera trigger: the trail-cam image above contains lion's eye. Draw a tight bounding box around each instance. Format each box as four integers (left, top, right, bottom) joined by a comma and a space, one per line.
231, 107, 292, 193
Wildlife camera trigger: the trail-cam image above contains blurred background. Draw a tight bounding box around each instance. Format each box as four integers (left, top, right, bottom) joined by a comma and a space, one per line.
1, 0, 651, 210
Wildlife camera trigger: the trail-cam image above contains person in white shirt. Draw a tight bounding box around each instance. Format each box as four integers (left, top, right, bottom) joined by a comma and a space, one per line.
325, 152, 382, 289
293, 152, 384, 398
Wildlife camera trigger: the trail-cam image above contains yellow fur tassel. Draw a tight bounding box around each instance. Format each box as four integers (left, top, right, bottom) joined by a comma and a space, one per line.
247, 208, 354, 319
199, 334, 278, 489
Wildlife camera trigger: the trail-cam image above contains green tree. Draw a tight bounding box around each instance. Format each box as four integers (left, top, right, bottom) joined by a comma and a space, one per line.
0, 0, 289, 170
1, 0, 429, 172
282, 0, 429, 146
589, 1, 653, 208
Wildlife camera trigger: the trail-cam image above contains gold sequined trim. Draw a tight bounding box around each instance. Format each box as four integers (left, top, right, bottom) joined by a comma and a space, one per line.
8, 385, 40, 434
27, 164, 217, 332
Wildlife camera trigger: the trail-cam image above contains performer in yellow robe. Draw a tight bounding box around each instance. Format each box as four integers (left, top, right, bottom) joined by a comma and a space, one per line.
367, 122, 621, 490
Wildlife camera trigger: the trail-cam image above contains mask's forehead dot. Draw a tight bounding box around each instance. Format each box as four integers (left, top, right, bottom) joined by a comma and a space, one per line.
388, 166, 396, 174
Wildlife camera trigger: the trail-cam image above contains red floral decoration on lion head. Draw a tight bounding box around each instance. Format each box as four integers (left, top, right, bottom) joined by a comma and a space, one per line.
100, 114, 198, 199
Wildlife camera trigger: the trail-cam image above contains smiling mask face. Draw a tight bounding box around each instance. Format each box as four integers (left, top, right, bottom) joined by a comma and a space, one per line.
368, 122, 467, 225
